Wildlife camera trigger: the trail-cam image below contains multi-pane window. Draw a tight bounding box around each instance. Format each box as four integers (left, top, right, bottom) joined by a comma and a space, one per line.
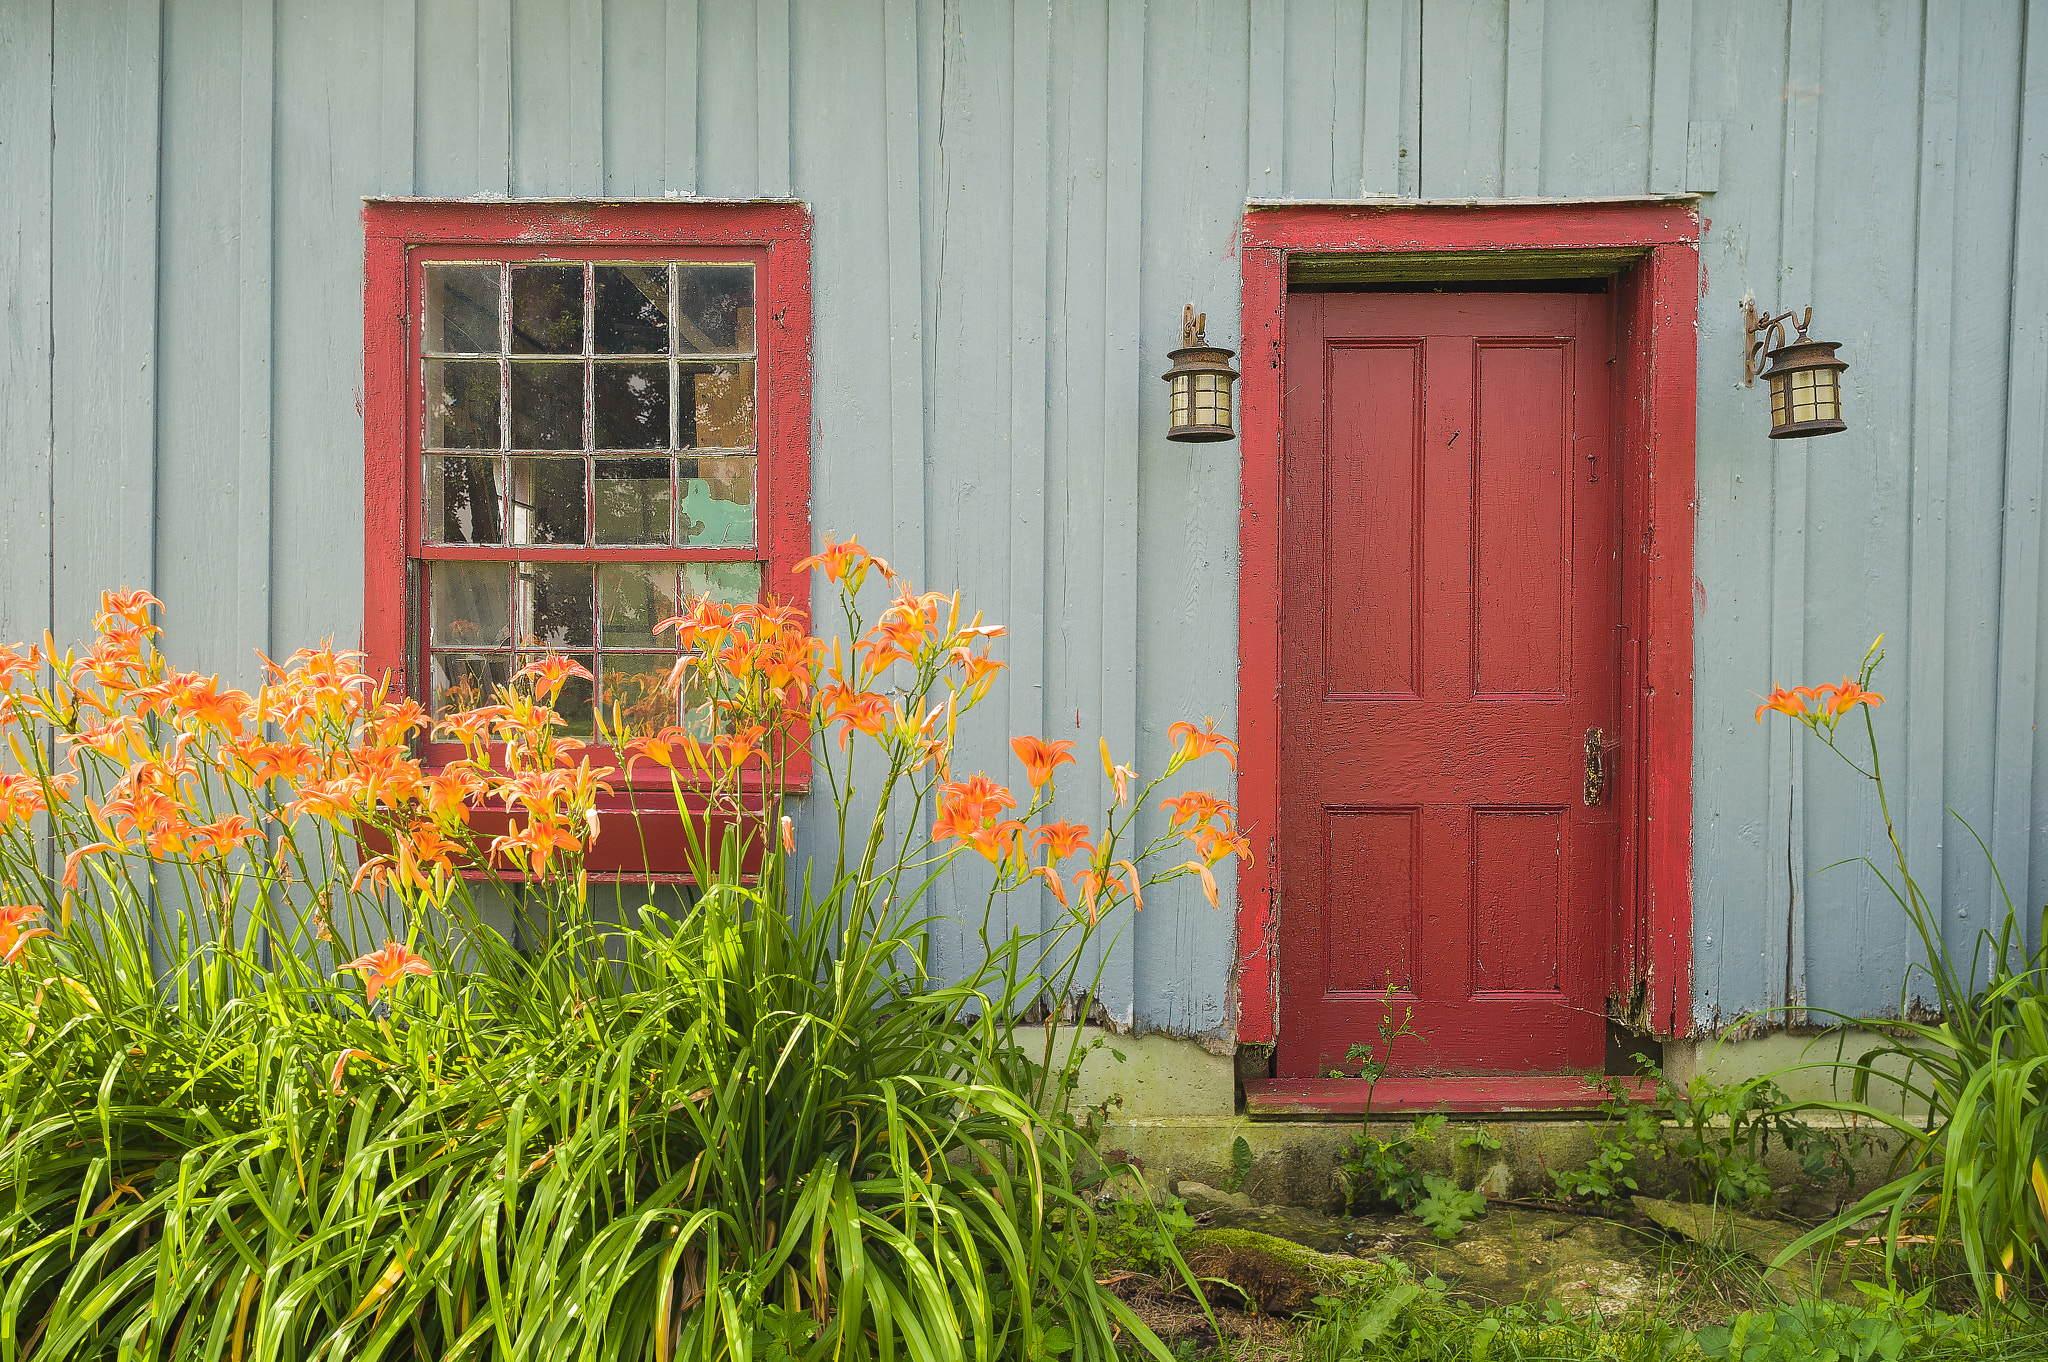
415, 261, 767, 737
362, 201, 812, 788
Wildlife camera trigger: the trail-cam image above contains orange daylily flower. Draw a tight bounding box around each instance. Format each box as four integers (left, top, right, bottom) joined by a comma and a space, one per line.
794, 534, 893, 590
171, 676, 255, 735
938, 773, 1017, 823
1167, 719, 1238, 772
1029, 863, 1070, 909
96, 588, 163, 632
1191, 824, 1254, 867
1071, 870, 1109, 926
1159, 790, 1234, 831
490, 817, 581, 876
1819, 678, 1884, 720
626, 725, 706, 776
1031, 821, 1095, 861
191, 815, 260, 860
327, 1047, 381, 1093
0, 905, 52, 964
0, 646, 41, 690
1099, 739, 1136, 806
341, 941, 435, 1007
1117, 860, 1144, 912
1011, 736, 1078, 790
1179, 859, 1222, 908
821, 684, 895, 750
515, 654, 593, 701
63, 842, 116, 891
1754, 686, 1819, 723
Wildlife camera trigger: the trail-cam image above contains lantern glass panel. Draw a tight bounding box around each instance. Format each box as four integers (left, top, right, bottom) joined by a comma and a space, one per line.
1170, 374, 1194, 427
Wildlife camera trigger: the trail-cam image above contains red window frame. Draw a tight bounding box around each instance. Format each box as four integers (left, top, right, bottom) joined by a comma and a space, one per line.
362, 200, 812, 875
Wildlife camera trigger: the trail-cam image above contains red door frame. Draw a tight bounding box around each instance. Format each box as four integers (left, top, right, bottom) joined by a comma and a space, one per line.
1235, 200, 1700, 1064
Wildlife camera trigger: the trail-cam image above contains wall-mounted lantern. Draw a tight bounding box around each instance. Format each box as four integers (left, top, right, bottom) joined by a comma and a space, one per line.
1163, 305, 1240, 442
1743, 300, 1848, 439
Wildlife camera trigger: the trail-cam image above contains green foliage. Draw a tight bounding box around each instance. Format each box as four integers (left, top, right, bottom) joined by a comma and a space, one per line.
1095, 1190, 1197, 1275
1459, 1128, 1504, 1153
1296, 1266, 1687, 1362
1340, 1114, 1446, 1214
0, 569, 1244, 1360
1225, 1135, 1253, 1194
1551, 1077, 1663, 1206
1761, 639, 2048, 1313
1693, 1285, 1971, 1362
1413, 1174, 1486, 1240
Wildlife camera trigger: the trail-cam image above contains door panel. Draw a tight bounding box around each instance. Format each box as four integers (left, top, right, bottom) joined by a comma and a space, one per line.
1277, 292, 1617, 1078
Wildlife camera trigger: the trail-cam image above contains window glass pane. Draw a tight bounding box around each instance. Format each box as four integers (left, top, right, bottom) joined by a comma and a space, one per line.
594, 266, 670, 354
598, 653, 678, 737
517, 562, 595, 650
511, 264, 584, 354
424, 265, 501, 354
510, 458, 587, 545
594, 458, 673, 545
676, 265, 754, 354
424, 455, 506, 545
678, 362, 755, 449
598, 563, 681, 648
677, 456, 755, 545
424, 360, 501, 449
681, 560, 761, 608
594, 362, 671, 450
432, 651, 510, 718
510, 361, 585, 449
431, 562, 512, 648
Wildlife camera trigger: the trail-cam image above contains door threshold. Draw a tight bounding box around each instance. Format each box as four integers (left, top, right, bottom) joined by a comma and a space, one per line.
1244, 1075, 1656, 1120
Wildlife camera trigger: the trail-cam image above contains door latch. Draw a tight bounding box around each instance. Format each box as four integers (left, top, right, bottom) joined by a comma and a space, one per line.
1583, 727, 1606, 806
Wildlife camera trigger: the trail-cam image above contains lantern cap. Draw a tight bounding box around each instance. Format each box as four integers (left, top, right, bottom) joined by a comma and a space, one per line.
1759, 336, 1848, 378
1162, 305, 1239, 381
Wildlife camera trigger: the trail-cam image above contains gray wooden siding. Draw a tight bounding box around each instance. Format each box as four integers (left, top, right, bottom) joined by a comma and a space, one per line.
4, 0, 2046, 1038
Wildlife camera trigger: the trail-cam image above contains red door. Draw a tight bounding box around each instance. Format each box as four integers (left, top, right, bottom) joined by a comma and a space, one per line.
1276, 291, 1619, 1078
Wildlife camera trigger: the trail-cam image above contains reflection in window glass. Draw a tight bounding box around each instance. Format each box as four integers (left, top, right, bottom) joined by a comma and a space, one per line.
424, 360, 501, 449
676, 265, 754, 354
594, 266, 669, 353
510, 458, 587, 545
432, 651, 509, 718
677, 456, 755, 545
425, 455, 506, 545
431, 562, 512, 648
509, 362, 584, 449
598, 564, 681, 648
681, 561, 762, 608
678, 363, 755, 449
511, 265, 584, 354
597, 653, 677, 737
424, 265, 502, 354
594, 362, 670, 449
595, 459, 672, 545
516, 562, 595, 650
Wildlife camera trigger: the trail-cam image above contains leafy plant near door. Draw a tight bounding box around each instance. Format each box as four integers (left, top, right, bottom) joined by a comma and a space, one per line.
1758, 637, 2048, 1314
0, 541, 1249, 1360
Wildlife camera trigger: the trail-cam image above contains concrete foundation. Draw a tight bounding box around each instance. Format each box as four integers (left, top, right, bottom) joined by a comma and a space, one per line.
1065, 1027, 1920, 1212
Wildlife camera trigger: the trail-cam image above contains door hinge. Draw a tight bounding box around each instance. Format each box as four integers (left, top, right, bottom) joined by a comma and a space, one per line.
1584, 727, 1607, 806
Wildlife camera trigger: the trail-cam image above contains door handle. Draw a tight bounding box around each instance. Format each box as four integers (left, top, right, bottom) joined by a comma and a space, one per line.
1583, 727, 1606, 806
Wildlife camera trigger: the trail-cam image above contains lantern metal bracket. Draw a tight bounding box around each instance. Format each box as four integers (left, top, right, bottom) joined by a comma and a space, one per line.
1182, 304, 1207, 347
1743, 299, 1812, 386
